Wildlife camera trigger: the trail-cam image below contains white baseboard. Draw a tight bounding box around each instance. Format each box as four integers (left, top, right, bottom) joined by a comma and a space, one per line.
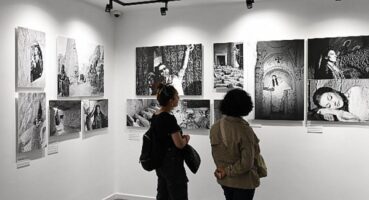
103, 193, 155, 200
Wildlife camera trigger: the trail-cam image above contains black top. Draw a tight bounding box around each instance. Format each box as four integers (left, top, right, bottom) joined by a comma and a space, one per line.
151, 112, 182, 150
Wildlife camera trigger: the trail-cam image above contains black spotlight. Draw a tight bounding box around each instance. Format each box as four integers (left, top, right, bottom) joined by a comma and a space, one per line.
160, 7, 167, 16
246, 0, 254, 9
105, 3, 113, 12
160, 1, 168, 16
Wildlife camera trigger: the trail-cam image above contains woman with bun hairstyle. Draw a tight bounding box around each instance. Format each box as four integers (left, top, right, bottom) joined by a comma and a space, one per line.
151, 83, 191, 200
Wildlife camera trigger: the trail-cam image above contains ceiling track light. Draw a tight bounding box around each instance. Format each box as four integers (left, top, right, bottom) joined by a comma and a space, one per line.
246, 0, 254, 9
105, 0, 179, 16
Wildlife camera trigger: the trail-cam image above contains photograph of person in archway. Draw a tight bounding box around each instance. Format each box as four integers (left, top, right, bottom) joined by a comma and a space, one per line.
254, 39, 304, 120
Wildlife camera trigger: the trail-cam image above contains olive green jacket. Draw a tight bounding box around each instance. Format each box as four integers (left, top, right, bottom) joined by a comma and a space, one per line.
210, 116, 260, 189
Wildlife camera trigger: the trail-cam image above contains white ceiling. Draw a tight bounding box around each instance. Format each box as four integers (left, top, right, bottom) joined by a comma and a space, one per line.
83, 0, 246, 12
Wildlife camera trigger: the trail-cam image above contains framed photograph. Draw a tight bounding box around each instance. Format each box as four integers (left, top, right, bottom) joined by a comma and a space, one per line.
126, 99, 160, 127
49, 100, 81, 143
214, 42, 243, 91
82, 99, 108, 132
308, 35, 369, 80
255, 39, 304, 120
172, 100, 210, 129
307, 79, 369, 122
57, 36, 104, 97
136, 44, 203, 96
17, 92, 46, 161
16, 27, 45, 88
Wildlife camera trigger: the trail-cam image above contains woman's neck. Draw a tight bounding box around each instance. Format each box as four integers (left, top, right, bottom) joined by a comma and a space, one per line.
159, 106, 172, 113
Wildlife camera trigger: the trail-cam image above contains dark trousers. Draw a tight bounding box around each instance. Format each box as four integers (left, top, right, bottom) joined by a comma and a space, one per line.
156, 148, 188, 200
221, 185, 255, 200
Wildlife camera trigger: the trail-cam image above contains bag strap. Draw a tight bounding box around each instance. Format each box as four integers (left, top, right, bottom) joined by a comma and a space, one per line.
219, 117, 228, 147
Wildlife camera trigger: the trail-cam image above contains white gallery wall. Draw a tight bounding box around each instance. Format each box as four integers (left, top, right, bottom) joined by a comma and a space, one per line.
114, 1, 369, 200
0, 0, 116, 200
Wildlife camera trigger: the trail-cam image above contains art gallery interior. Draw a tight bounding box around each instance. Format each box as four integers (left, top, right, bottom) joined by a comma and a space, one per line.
1, 0, 369, 199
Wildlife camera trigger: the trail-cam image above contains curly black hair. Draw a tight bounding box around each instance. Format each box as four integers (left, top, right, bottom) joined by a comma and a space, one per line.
220, 89, 253, 117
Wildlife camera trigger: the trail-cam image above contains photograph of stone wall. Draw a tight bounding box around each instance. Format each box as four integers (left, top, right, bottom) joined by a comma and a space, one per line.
49, 100, 81, 143
126, 99, 160, 127
57, 36, 104, 97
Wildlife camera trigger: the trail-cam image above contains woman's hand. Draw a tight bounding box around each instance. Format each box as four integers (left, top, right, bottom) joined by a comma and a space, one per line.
214, 167, 226, 180
183, 134, 190, 144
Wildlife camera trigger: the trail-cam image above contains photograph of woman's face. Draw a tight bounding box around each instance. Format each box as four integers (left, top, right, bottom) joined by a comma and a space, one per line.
319, 91, 343, 109
327, 50, 337, 62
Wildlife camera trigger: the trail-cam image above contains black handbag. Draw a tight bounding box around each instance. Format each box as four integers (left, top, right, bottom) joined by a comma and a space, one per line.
182, 144, 201, 174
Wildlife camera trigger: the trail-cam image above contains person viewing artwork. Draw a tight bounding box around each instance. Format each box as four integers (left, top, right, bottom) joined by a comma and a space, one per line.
136, 44, 203, 96
210, 89, 264, 200
150, 83, 190, 200
310, 85, 369, 122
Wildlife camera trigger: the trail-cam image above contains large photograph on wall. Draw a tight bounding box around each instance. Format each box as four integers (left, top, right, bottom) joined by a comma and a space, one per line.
126, 99, 160, 127
49, 100, 81, 143
173, 100, 210, 129
308, 35, 369, 80
57, 36, 104, 97
136, 44, 203, 96
82, 99, 108, 132
214, 42, 243, 91
17, 93, 46, 161
307, 79, 369, 122
255, 39, 304, 120
16, 27, 45, 88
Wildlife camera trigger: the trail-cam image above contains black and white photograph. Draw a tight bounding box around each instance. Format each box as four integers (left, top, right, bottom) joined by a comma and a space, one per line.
172, 100, 210, 129
49, 100, 81, 143
307, 79, 369, 122
214, 42, 243, 91
213, 99, 222, 123
255, 39, 304, 120
308, 35, 369, 80
136, 44, 203, 96
17, 93, 46, 161
126, 99, 160, 127
57, 36, 104, 97
82, 99, 108, 132
16, 27, 45, 88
